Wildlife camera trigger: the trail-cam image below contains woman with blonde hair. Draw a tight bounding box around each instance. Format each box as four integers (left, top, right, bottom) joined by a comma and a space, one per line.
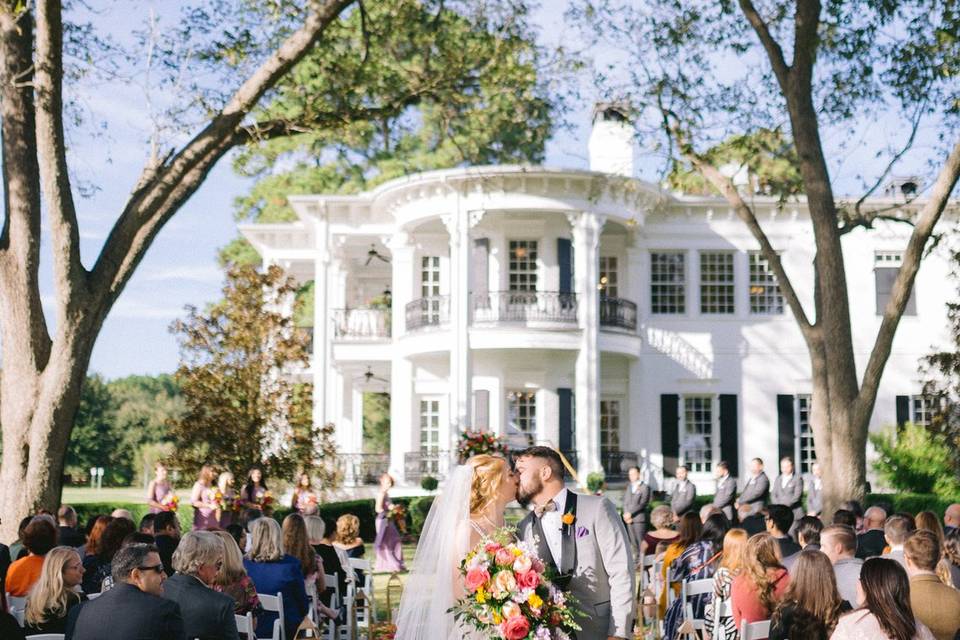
243, 517, 308, 639
704, 528, 748, 640
216, 471, 238, 528
23, 546, 86, 634
211, 530, 261, 623
769, 549, 851, 640
191, 464, 219, 530
334, 513, 366, 584
731, 532, 790, 628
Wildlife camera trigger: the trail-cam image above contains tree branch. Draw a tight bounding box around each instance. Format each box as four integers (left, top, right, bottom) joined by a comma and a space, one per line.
738, 0, 791, 90
853, 104, 925, 218
855, 137, 960, 423
791, 0, 821, 87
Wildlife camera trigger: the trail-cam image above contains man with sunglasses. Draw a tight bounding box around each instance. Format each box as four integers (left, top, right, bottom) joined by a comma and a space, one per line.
162, 531, 239, 640
66, 542, 185, 640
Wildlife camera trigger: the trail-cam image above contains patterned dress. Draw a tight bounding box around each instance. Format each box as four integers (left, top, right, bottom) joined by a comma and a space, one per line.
704, 567, 738, 640
374, 495, 406, 572
663, 541, 719, 640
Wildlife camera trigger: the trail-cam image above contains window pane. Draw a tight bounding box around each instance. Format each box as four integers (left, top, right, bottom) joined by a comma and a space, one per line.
749, 252, 784, 314
700, 252, 735, 314
507, 390, 537, 446
681, 396, 713, 473
651, 252, 686, 314
600, 400, 620, 452
797, 395, 816, 474
509, 241, 538, 292
599, 257, 619, 299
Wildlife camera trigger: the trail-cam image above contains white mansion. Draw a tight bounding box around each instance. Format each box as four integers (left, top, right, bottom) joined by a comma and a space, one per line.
240, 108, 954, 491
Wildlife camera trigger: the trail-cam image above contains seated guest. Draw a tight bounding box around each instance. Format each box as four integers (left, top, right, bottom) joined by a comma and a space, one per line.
81, 516, 135, 594
226, 523, 246, 553
9, 515, 34, 560
944, 528, 960, 588
305, 515, 346, 608
243, 517, 308, 639
658, 512, 701, 616
769, 550, 851, 640
153, 511, 182, 577
765, 504, 801, 558
784, 515, 822, 571
140, 513, 157, 536
832, 509, 857, 529
737, 503, 766, 537
124, 532, 156, 546
663, 513, 729, 639
703, 527, 748, 639
731, 532, 790, 627
162, 531, 238, 640
7, 517, 59, 596
79, 515, 110, 558
333, 514, 366, 584
65, 543, 185, 640
857, 506, 888, 559
110, 508, 134, 522
0, 610, 25, 640
24, 546, 86, 634
840, 500, 865, 532
282, 514, 340, 620
944, 503, 960, 536
882, 514, 915, 569
904, 530, 960, 640
211, 530, 261, 622
58, 506, 86, 547
821, 524, 863, 606
831, 557, 934, 640
640, 505, 678, 555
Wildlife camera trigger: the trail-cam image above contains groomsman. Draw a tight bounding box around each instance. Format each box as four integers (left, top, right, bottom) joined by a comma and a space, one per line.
712, 461, 736, 522
805, 462, 823, 516
736, 457, 769, 516
621, 466, 651, 559
771, 456, 804, 523
670, 465, 696, 518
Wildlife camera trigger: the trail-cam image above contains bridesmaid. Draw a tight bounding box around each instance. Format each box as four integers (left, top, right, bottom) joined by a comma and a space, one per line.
241, 467, 271, 515
216, 471, 238, 528
373, 473, 405, 572
191, 465, 219, 530
291, 473, 319, 516
146, 462, 175, 514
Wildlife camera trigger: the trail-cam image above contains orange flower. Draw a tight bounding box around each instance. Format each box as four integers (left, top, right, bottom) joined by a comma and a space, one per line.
561, 512, 575, 526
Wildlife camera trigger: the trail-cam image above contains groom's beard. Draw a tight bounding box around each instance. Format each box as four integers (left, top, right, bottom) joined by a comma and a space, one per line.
516, 476, 543, 508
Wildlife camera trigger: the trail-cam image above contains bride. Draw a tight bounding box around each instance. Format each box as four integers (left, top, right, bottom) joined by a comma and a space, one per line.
395, 454, 518, 639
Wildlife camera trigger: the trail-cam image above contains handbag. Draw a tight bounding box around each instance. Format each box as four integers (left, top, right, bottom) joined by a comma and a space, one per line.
293, 616, 323, 639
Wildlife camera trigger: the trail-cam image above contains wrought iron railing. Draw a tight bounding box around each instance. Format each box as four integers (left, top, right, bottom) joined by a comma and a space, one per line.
404, 296, 451, 331
471, 291, 578, 324
601, 449, 639, 482
338, 453, 390, 486
331, 308, 391, 340
404, 450, 451, 482
599, 297, 638, 332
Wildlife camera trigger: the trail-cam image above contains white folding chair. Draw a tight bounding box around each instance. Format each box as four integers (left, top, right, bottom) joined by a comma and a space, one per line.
235, 612, 255, 639
6, 593, 26, 625
322, 573, 340, 610
680, 578, 714, 631
347, 558, 374, 624
638, 552, 656, 594
258, 592, 286, 640
711, 598, 731, 639
23, 635, 65, 640
742, 619, 771, 640
306, 582, 318, 622
85, 592, 102, 600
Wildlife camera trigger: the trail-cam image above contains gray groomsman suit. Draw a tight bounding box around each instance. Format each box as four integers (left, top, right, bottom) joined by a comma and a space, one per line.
670, 479, 696, 517
738, 471, 770, 515
519, 491, 636, 639
805, 475, 823, 515
622, 481, 651, 557
712, 474, 736, 521
771, 473, 804, 521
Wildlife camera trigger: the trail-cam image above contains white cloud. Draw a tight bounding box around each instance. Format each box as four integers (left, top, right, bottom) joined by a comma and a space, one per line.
141, 264, 223, 285
110, 298, 186, 320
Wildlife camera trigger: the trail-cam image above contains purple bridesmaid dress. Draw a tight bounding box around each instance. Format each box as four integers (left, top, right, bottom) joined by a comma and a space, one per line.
374, 495, 406, 572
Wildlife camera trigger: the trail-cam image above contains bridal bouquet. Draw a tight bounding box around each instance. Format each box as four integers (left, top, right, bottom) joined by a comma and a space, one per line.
450, 529, 581, 640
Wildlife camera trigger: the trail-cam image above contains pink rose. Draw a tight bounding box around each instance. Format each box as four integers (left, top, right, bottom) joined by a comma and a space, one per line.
492, 570, 517, 597
501, 615, 530, 640
464, 567, 490, 592
512, 555, 532, 574
485, 541, 502, 554
516, 569, 540, 590
495, 548, 515, 566
502, 601, 521, 619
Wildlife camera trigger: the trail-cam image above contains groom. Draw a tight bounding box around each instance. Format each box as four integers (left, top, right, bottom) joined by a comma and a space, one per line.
514, 446, 635, 640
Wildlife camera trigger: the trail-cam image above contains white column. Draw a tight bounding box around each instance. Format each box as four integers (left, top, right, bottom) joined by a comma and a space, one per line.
311, 218, 331, 434
389, 234, 416, 481
626, 233, 644, 316
570, 211, 605, 478
444, 209, 478, 453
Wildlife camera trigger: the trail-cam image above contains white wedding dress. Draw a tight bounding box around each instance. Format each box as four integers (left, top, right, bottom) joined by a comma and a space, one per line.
394, 465, 475, 640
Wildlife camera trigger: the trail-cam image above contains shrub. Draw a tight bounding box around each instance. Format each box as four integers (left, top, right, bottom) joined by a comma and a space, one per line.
408, 496, 435, 535
870, 422, 960, 499
420, 476, 439, 492
586, 472, 606, 494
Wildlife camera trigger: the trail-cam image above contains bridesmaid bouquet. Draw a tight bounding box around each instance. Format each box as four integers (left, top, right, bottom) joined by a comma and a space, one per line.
450, 528, 581, 640
214, 491, 238, 512
160, 493, 179, 512
386, 503, 408, 534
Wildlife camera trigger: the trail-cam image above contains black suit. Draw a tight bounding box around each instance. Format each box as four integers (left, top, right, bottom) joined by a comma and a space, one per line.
154, 534, 179, 577
66, 582, 186, 640
622, 481, 651, 557
856, 529, 887, 559
162, 573, 239, 640
741, 513, 766, 537
59, 525, 86, 548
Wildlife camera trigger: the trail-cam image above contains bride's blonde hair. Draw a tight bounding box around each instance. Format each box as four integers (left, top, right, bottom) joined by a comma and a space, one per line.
468, 454, 507, 515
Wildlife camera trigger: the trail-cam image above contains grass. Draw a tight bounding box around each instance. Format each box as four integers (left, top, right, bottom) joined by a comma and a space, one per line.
63, 486, 147, 504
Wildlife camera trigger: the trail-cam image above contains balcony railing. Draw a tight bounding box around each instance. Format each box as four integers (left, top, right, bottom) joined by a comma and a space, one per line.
601, 449, 639, 482
405, 295, 450, 332
404, 450, 452, 482
599, 297, 638, 332
337, 452, 390, 486
332, 308, 391, 340
471, 291, 578, 325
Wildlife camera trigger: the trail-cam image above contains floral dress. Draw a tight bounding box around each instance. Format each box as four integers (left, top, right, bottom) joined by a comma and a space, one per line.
215, 574, 263, 619
663, 541, 719, 640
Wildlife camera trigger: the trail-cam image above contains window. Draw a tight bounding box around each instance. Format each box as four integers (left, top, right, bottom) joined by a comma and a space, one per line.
749, 252, 784, 314
681, 396, 714, 473
875, 252, 917, 316
421, 256, 441, 323
509, 241, 538, 292
599, 257, 619, 298
651, 252, 686, 314
507, 390, 537, 446
600, 399, 621, 453
419, 399, 441, 474
911, 395, 939, 428
796, 395, 816, 474
700, 252, 735, 314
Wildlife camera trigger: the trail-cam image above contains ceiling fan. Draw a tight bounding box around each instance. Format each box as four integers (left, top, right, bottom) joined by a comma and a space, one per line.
356, 366, 389, 384
364, 244, 391, 266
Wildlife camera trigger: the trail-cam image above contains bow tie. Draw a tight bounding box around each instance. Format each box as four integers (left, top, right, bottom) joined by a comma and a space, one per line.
534, 501, 557, 518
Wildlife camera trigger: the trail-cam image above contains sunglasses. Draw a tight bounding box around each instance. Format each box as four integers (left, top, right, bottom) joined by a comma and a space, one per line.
138, 564, 165, 574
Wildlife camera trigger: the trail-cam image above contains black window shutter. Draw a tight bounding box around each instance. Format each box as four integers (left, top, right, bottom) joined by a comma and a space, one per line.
719, 394, 739, 478
558, 238, 573, 294
661, 394, 680, 475
777, 394, 795, 463
558, 388, 573, 453
896, 395, 910, 428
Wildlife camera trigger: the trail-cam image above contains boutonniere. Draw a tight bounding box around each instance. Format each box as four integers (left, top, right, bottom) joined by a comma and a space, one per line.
561, 511, 575, 526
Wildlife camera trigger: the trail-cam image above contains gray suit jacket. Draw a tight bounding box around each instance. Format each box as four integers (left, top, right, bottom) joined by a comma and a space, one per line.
771, 473, 804, 520
805, 475, 823, 515
622, 482, 651, 522
670, 480, 696, 516
712, 475, 736, 520
161, 574, 239, 640
519, 492, 636, 639
739, 472, 770, 514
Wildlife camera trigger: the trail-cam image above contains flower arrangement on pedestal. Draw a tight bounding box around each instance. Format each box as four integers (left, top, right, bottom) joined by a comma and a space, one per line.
457, 430, 509, 464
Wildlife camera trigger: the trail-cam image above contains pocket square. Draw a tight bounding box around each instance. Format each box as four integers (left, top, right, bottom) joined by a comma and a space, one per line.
575, 526, 590, 539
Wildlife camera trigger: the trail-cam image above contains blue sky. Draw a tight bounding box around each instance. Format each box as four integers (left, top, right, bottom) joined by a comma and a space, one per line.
43, 1, 944, 379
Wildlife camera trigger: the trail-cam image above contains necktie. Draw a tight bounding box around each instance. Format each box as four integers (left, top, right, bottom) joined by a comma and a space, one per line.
534, 500, 557, 518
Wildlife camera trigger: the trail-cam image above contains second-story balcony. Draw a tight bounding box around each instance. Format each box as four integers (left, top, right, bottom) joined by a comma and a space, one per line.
405, 295, 451, 331
599, 297, 638, 332
472, 291, 578, 325
332, 308, 391, 340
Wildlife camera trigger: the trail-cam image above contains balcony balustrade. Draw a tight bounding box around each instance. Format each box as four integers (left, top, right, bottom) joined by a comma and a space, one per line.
338, 452, 390, 486
404, 450, 452, 482
332, 308, 391, 340
599, 297, 638, 332
601, 449, 639, 482
405, 295, 451, 332
471, 291, 578, 325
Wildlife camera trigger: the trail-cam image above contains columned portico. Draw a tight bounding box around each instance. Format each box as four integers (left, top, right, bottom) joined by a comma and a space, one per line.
311, 216, 331, 430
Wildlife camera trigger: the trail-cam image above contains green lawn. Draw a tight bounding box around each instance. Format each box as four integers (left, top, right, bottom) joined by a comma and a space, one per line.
63, 486, 147, 504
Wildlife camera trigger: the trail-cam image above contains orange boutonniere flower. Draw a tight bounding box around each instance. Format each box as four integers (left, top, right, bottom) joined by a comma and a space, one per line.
561, 512, 575, 526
